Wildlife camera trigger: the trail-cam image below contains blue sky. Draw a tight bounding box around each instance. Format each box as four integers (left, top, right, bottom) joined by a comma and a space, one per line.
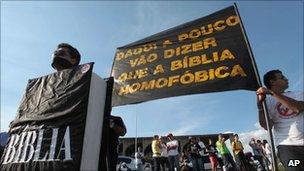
1, 1, 303, 152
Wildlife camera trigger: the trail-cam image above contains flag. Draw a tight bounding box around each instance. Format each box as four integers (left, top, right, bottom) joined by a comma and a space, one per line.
111, 6, 259, 106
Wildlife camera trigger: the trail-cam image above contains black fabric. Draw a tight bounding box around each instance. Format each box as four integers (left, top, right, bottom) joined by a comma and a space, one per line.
109, 116, 125, 147
99, 77, 114, 171
0, 63, 94, 171
111, 6, 260, 106
187, 142, 202, 158
235, 151, 250, 171
277, 145, 304, 171
153, 157, 162, 171
108, 115, 126, 171
51, 57, 73, 70
159, 157, 170, 171
108, 149, 118, 171
222, 153, 236, 169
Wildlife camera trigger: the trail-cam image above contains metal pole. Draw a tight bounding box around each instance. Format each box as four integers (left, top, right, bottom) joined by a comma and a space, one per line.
99, 77, 114, 171
135, 107, 138, 155
233, 3, 278, 171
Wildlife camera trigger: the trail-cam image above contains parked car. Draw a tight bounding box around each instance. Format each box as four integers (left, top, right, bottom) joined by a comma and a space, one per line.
117, 156, 152, 171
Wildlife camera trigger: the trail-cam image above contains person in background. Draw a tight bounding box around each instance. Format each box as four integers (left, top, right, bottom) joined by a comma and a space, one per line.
167, 133, 180, 171
109, 115, 127, 171
159, 136, 171, 171
231, 134, 249, 171
180, 151, 192, 171
135, 146, 145, 170
197, 137, 206, 171
249, 138, 266, 171
216, 134, 236, 170
187, 137, 203, 171
257, 140, 268, 171
152, 135, 162, 171
51, 43, 81, 71
205, 139, 218, 171
135, 146, 145, 163
257, 70, 303, 171
262, 140, 272, 171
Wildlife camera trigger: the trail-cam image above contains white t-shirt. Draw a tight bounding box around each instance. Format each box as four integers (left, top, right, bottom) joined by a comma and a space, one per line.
135, 151, 144, 159
198, 141, 205, 148
166, 140, 179, 156
198, 141, 207, 156
160, 143, 168, 157
266, 91, 304, 146
264, 143, 271, 155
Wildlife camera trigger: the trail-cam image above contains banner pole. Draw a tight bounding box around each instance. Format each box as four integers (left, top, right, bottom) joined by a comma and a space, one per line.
233, 3, 278, 171
135, 107, 138, 157
99, 77, 114, 171
110, 51, 117, 77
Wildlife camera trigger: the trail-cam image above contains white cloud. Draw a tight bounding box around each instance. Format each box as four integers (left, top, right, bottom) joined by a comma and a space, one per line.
291, 75, 304, 91
225, 122, 269, 154
1, 106, 18, 132
172, 122, 202, 135
238, 129, 268, 154
170, 110, 214, 136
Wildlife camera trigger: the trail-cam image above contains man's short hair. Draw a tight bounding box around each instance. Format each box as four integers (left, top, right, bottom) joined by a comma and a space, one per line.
167, 133, 173, 137
263, 70, 282, 89
57, 43, 81, 65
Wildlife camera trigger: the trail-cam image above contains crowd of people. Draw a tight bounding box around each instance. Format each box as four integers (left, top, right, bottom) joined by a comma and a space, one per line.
151, 134, 180, 171
146, 132, 274, 171
249, 138, 272, 171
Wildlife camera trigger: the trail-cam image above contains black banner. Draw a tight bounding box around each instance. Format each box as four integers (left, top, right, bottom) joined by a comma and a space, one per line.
0, 63, 94, 171
111, 6, 259, 106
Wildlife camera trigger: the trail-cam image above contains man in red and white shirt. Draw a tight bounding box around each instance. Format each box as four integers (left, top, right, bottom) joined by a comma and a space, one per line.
257, 70, 303, 171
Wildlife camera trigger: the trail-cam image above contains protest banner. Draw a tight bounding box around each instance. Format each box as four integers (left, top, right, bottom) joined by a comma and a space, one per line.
111, 6, 259, 106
